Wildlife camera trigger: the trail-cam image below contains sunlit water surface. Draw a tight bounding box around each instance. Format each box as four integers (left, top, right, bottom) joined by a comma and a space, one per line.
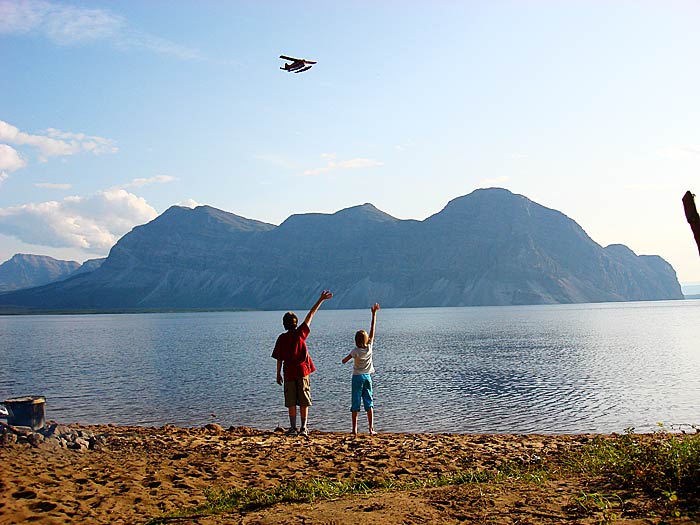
1, 301, 698, 434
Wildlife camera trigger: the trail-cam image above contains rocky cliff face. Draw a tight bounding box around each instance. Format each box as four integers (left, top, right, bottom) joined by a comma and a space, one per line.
0, 189, 684, 310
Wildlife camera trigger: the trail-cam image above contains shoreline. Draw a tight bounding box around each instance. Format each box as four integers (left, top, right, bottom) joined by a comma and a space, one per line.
2, 422, 697, 524
1, 296, 698, 316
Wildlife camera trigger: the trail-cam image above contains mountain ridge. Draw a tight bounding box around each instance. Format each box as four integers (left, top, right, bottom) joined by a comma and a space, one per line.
0, 254, 80, 292
0, 188, 683, 311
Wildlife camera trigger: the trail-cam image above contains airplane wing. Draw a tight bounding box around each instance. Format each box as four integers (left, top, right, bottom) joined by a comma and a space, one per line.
280, 55, 300, 61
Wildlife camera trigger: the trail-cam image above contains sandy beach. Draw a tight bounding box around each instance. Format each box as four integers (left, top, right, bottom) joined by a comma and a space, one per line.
1, 423, 696, 525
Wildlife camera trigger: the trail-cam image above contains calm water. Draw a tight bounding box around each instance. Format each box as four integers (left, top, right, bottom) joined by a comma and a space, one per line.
1, 301, 698, 434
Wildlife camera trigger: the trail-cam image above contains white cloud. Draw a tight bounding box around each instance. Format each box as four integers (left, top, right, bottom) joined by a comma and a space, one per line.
122, 175, 175, 188
0, 189, 157, 253
0, 120, 118, 160
178, 198, 199, 208
0, 143, 26, 172
34, 182, 72, 189
301, 154, 384, 177
0, 0, 123, 43
0, 172, 7, 185
0, 0, 200, 59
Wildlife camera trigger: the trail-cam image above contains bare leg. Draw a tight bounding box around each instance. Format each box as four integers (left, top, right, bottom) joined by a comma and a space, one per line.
351, 411, 359, 435
367, 408, 375, 435
288, 406, 297, 429
300, 405, 309, 430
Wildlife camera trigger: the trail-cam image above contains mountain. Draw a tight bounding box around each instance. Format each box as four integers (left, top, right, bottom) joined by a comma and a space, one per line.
0, 188, 683, 311
0, 254, 106, 293
70, 257, 106, 276
0, 254, 80, 292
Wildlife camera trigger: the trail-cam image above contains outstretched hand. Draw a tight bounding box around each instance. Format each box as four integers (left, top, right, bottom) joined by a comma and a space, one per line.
304, 289, 333, 327
371, 303, 380, 313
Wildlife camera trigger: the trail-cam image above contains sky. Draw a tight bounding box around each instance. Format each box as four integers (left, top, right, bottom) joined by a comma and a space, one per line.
1, 0, 699, 285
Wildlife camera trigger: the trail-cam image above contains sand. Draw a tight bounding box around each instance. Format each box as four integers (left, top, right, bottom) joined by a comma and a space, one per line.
0, 424, 695, 524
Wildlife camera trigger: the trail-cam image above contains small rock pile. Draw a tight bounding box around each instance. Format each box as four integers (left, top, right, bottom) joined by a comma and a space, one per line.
0, 421, 107, 451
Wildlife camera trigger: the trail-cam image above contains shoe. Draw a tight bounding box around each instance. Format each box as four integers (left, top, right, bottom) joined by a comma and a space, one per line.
299, 427, 309, 437
285, 427, 298, 436
369, 429, 377, 436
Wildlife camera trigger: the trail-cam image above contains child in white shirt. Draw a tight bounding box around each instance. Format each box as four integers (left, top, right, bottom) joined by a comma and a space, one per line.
342, 303, 380, 435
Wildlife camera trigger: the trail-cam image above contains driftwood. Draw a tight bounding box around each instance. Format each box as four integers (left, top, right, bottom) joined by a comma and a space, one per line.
683, 191, 700, 257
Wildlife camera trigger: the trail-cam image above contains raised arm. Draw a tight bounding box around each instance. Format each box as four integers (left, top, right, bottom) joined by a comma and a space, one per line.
303, 290, 333, 327
367, 303, 380, 344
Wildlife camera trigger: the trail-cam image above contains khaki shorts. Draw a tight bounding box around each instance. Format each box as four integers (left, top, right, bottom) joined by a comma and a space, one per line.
284, 376, 312, 407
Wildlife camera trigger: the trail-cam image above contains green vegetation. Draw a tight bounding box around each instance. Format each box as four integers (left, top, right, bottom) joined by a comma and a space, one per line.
566, 426, 700, 513
145, 460, 547, 524
569, 492, 624, 523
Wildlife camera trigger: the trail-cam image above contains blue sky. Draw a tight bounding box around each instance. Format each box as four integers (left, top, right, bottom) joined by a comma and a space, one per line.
1, 0, 699, 284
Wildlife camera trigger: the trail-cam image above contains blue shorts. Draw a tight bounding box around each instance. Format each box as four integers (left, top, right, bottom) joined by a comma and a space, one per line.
351, 374, 373, 412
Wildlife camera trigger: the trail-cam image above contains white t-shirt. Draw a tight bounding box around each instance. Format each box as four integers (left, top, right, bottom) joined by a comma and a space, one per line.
351, 342, 374, 375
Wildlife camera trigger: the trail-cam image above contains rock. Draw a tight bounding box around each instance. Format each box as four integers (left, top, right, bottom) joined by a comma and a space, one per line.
41, 422, 59, 437
12, 426, 33, 437
89, 435, 107, 450
204, 423, 223, 434
39, 437, 62, 450
73, 437, 90, 451
1, 432, 17, 446
28, 432, 44, 447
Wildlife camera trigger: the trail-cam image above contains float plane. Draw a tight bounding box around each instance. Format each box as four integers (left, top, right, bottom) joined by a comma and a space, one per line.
280, 55, 316, 73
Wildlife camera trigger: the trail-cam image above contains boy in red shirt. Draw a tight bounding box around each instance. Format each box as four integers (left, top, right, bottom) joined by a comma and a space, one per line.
272, 290, 333, 436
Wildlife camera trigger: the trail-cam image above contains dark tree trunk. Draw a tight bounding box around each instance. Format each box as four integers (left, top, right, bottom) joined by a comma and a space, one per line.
682, 191, 700, 257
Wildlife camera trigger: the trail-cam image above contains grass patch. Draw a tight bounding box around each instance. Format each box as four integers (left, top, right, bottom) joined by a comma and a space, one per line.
568, 492, 625, 523
146, 460, 548, 524
566, 427, 700, 512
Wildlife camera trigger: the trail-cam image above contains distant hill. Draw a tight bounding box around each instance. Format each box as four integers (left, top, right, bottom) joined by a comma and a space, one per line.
69, 258, 106, 277
0, 189, 683, 311
681, 283, 700, 298
0, 254, 105, 292
0, 254, 80, 292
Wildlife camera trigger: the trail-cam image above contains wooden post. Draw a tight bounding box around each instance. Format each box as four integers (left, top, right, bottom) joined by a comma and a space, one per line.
683, 191, 700, 257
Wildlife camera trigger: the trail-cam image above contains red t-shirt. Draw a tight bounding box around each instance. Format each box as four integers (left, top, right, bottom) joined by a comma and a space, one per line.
271, 322, 316, 381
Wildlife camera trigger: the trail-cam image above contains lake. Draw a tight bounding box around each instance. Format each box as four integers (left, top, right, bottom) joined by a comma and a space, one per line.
1, 300, 698, 434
